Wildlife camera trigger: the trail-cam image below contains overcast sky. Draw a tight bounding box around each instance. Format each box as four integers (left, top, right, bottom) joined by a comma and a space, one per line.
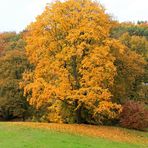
0, 0, 148, 32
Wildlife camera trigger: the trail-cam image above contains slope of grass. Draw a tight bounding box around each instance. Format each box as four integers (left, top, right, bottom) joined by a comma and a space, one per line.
0, 122, 147, 148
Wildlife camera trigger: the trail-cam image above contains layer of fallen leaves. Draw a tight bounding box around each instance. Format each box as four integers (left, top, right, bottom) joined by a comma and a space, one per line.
9, 122, 148, 146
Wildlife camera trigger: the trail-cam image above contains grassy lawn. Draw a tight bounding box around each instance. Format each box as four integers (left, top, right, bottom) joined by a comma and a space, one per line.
0, 122, 147, 148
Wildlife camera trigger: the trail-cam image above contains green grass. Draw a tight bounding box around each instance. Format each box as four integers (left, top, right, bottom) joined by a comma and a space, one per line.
0, 123, 146, 148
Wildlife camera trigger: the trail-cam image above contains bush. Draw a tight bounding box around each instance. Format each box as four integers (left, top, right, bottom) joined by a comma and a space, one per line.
120, 101, 148, 130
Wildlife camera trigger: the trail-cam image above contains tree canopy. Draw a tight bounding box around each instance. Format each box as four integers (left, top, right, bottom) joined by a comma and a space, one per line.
0, 32, 30, 120
22, 0, 123, 124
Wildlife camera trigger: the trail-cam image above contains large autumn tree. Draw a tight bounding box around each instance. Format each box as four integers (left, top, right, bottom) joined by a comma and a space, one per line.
22, 0, 122, 124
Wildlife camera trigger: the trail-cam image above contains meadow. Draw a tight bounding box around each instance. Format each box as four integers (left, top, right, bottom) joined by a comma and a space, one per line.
0, 122, 147, 148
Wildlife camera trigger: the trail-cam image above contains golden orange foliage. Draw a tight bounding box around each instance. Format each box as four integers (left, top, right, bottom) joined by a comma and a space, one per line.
22, 0, 122, 123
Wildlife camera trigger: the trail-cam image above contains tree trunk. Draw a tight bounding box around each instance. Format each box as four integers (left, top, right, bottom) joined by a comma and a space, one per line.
71, 56, 82, 123
71, 56, 80, 89
75, 100, 82, 124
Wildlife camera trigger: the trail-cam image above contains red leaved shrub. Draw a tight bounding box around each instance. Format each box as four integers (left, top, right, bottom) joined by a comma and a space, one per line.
120, 101, 148, 130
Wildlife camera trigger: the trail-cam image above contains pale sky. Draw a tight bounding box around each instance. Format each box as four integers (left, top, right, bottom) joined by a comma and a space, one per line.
0, 0, 148, 32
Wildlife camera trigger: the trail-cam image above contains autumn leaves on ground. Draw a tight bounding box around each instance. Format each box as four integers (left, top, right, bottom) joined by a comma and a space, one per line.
0, 122, 147, 148
0, 0, 148, 147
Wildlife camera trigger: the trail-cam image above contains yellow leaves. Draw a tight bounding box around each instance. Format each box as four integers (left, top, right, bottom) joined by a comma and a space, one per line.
95, 101, 122, 120
80, 46, 116, 89
104, 39, 125, 56
23, 0, 123, 123
47, 100, 64, 123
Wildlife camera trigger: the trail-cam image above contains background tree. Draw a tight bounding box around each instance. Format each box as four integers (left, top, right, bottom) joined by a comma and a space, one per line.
111, 22, 148, 39
110, 23, 148, 103
0, 32, 30, 120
